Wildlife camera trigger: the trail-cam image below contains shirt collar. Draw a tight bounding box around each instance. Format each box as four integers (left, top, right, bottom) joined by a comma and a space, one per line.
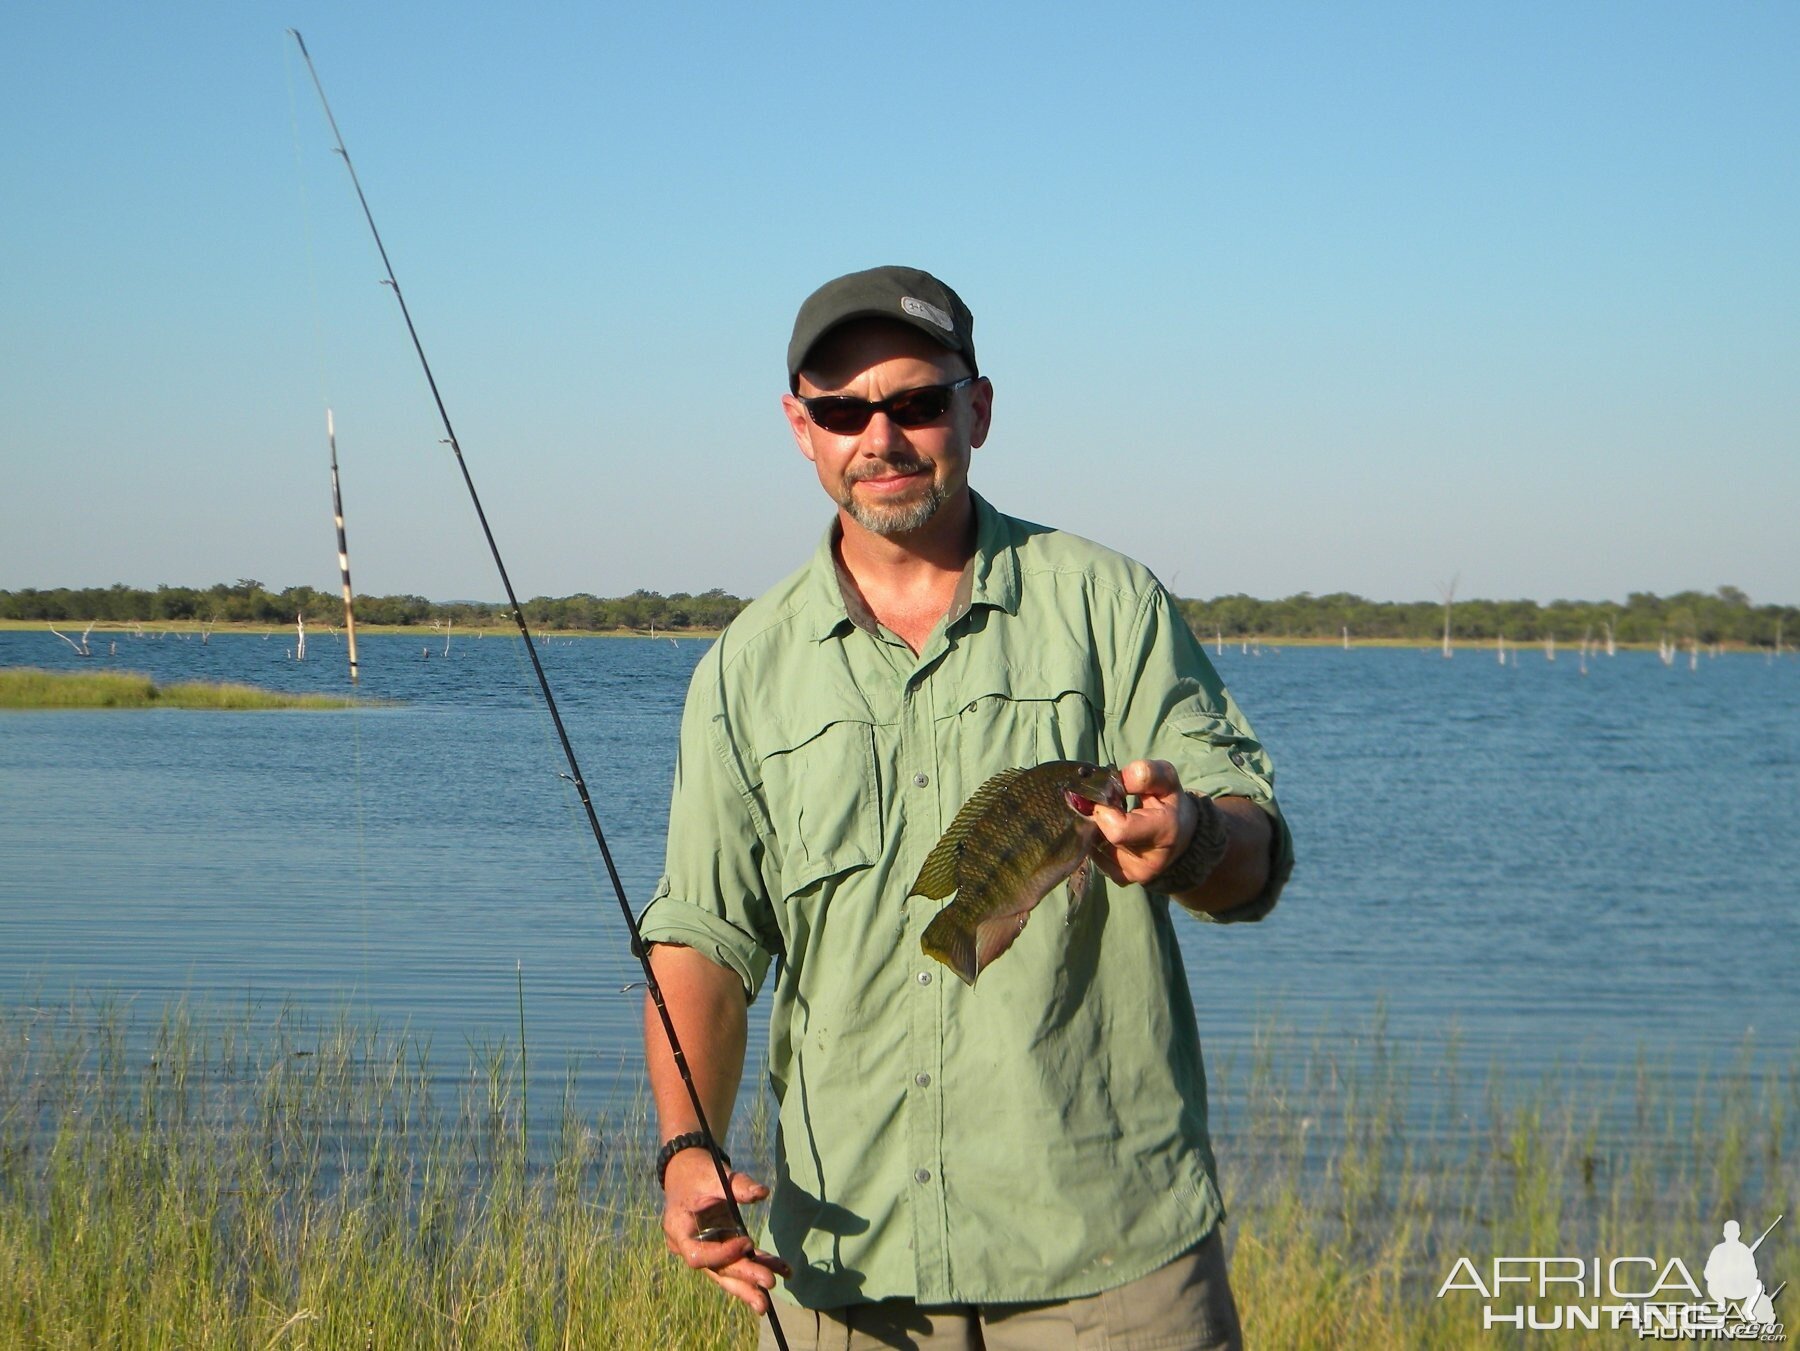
799, 491, 1021, 643
962, 490, 1021, 620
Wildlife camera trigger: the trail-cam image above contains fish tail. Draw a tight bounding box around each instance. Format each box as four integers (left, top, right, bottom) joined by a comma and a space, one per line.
921, 910, 980, 987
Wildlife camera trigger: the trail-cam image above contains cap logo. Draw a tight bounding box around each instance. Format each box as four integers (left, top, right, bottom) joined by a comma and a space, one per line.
900, 295, 954, 332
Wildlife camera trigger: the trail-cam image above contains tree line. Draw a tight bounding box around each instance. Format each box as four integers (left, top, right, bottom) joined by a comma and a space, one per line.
3, 581, 1794, 647
0, 581, 748, 633
1176, 587, 1796, 648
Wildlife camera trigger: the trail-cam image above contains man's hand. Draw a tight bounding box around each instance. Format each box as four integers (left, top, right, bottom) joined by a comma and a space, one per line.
1087, 759, 1194, 887
645, 943, 789, 1312
1089, 759, 1273, 913
660, 1147, 791, 1314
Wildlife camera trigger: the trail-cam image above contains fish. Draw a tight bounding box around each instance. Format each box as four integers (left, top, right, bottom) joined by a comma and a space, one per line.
913, 761, 1126, 987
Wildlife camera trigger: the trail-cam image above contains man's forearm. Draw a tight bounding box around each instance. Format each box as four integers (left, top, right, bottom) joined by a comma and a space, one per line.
1170, 795, 1272, 916
644, 943, 750, 1144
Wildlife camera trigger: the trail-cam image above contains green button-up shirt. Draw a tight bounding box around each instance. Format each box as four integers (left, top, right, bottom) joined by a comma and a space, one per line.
640, 493, 1293, 1309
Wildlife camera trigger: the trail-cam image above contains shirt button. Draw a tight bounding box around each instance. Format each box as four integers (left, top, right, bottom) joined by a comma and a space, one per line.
913, 771, 929, 787
916, 971, 933, 986
914, 1168, 932, 1184
914, 1072, 931, 1088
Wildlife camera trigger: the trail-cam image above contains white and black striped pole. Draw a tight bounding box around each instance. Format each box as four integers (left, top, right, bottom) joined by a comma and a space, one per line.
326, 407, 360, 683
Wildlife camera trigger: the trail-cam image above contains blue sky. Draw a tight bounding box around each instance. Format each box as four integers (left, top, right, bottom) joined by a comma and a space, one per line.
3, 2, 1795, 605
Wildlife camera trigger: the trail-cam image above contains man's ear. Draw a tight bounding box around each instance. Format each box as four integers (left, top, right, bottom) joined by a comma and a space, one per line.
781, 394, 819, 463
968, 376, 993, 449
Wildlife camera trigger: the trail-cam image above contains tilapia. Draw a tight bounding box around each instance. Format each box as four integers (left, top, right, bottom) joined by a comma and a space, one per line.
913, 761, 1126, 987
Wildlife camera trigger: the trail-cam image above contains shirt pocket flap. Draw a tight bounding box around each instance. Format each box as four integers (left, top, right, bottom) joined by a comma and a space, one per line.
757, 714, 881, 898
950, 661, 1107, 772
951, 659, 1105, 710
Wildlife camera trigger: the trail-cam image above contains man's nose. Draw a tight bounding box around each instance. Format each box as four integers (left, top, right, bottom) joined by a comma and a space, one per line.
861, 410, 901, 453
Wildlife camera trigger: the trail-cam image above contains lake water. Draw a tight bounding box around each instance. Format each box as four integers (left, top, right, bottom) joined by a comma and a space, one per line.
3, 628, 1796, 1136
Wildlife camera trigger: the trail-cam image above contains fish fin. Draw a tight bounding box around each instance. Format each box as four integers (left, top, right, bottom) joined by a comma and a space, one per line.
921, 910, 979, 986
910, 832, 962, 900
975, 911, 1030, 976
908, 765, 1033, 900
1064, 857, 1092, 923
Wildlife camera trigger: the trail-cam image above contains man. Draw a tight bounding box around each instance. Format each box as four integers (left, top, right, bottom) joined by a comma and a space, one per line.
640, 266, 1293, 1350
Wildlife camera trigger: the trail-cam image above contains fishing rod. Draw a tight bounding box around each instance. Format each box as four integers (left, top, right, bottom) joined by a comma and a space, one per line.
287, 31, 788, 1347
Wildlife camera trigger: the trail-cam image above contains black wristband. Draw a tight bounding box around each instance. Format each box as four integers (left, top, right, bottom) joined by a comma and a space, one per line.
656, 1131, 729, 1190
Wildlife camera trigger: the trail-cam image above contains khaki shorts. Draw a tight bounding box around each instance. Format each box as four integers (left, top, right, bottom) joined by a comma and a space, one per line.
757, 1228, 1243, 1351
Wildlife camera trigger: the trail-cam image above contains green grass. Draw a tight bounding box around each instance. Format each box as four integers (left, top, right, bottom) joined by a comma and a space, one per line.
0, 667, 371, 710
0, 1000, 753, 1349
0, 1000, 1791, 1348
1211, 1015, 1797, 1347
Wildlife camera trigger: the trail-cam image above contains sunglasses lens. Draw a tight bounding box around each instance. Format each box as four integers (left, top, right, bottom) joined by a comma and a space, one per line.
803, 381, 963, 434
886, 388, 952, 427
807, 399, 873, 434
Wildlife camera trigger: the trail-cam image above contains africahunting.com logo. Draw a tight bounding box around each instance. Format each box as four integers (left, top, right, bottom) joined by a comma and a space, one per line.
1436, 1214, 1786, 1340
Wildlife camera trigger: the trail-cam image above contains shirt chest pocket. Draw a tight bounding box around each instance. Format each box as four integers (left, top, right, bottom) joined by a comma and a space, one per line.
946, 664, 1107, 783
755, 714, 882, 902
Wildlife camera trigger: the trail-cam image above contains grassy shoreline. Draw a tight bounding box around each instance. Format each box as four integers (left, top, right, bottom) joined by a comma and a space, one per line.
0, 667, 374, 710
1, 998, 1790, 1348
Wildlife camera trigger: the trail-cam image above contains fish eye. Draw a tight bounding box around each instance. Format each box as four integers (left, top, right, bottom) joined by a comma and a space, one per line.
1076, 763, 1095, 776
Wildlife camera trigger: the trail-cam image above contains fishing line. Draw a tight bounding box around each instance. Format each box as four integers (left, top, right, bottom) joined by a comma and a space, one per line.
286, 33, 787, 1347
500, 612, 634, 1094
286, 37, 374, 1021
330, 415, 374, 1018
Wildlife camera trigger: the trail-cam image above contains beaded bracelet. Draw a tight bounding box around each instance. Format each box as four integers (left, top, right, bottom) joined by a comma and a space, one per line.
1154, 792, 1230, 895
656, 1130, 730, 1190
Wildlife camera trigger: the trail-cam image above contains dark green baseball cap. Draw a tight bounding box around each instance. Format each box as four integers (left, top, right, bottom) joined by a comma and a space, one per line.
787, 265, 977, 389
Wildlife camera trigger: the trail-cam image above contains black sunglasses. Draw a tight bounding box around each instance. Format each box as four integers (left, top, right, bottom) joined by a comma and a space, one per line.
800, 377, 976, 435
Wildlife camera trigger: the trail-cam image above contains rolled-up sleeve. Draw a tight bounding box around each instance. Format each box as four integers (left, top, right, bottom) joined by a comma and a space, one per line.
1109, 584, 1295, 923
638, 646, 782, 999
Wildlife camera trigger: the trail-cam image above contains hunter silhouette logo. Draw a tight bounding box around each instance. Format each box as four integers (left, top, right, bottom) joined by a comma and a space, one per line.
1705, 1215, 1784, 1330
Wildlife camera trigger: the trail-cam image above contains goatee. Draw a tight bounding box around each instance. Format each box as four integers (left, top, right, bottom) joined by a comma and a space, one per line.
839, 467, 946, 537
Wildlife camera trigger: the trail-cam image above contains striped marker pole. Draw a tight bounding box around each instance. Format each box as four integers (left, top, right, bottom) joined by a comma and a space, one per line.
327, 408, 360, 683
